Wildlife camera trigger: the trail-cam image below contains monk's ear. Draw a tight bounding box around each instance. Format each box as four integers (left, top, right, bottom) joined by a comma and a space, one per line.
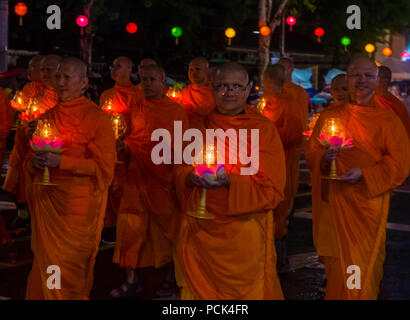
81, 77, 89, 93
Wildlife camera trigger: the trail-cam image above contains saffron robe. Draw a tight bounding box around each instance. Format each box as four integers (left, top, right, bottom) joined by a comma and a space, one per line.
180, 84, 216, 121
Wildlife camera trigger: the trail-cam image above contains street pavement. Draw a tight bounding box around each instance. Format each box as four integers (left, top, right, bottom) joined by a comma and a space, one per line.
0, 156, 410, 300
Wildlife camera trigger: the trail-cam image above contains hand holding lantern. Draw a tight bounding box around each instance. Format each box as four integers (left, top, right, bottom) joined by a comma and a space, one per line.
186, 145, 226, 220
166, 85, 182, 102
102, 98, 115, 114
30, 119, 63, 186
319, 118, 352, 179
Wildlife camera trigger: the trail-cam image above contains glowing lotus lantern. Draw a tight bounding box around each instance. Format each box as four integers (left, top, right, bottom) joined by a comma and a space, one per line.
319, 118, 352, 179
101, 98, 116, 114
30, 119, 63, 186
18, 98, 43, 121
260, 26, 271, 36
76, 15, 89, 35
225, 28, 236, 46
256, 97, 267, 113
286, 16, 296, 31
187, 144, 225, 219
15, 2, 28, 26
314, 27, 325, 43
11, 90, 26, 111
166, 85, 182, 102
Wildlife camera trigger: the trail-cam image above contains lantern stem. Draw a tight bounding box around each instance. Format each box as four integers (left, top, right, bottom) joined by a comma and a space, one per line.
81, 27, 84, 36
176, 37, 179, 45
19, 16, 23, 26
228, 38, 232, 46
318, 37, 321, 43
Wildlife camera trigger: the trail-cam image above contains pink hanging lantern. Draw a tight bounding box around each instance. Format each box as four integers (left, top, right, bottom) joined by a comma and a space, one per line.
76, 15, 89, 35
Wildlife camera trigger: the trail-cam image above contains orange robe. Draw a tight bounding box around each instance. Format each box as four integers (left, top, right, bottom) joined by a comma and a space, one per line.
305, 101, 410, 300
375, 93, 410, 140
283, 82, 309, 211
263, 93, 305, 239
3, 83, 58, 203
175, 106, 286, 299
113, 96, 188, 269
180, 84, 216, 121
25, 96, 116, 300
99, 82, 144, 226
0, 87, 13, 245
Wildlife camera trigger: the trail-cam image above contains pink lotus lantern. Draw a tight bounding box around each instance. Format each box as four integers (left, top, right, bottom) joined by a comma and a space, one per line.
30, 119, 63, 186
319, 118, 352, 179
187, 145, 225, 219
18, 98, 44, 122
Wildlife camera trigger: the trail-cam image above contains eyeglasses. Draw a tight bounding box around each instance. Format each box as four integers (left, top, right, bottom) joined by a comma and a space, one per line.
347, 73, 377, 80
212, 83, 248, 95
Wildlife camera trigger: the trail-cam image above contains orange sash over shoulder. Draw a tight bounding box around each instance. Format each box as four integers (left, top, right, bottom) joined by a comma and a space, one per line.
180, 84, 216, 120
25, 96, 116, 300
305, 101, 410, 300
175, 106, 286, 299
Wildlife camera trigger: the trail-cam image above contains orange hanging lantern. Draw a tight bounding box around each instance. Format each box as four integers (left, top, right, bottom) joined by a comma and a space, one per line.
15, 2, 28, 26
382, 48, 392, 57
260, 26, 271, 37
225, 28, 236, 46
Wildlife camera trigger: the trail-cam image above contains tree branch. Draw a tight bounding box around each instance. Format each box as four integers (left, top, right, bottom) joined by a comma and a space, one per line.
269, 0, 289, 31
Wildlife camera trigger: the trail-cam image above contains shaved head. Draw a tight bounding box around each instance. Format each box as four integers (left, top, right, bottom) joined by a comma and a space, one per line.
138, 58, 157, 73
188, 56, 210, 87
376, 66, 393, 95
111, 56, 133, 84
347, 56, 379, 105
330, 74, 348, 106
40, 54, 62, 87
55, 57, 88, 102
140, 65, 166, 99
277, 57, 294, 82
212, 62, 249, 84
140, 64, 165, 81
263, 64, 285, 97
28, 55, 44, 81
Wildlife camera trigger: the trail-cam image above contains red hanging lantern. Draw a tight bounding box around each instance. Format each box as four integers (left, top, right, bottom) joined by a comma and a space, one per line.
126, 22, 138, 34
15, 2, 28, 26
314, 27, 325, 43
76, 15, 89, 35
286, 16, 296, 31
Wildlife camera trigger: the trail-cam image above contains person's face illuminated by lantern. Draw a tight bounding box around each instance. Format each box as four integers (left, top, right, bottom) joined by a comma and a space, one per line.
211, 63, 251, 115
330, 74, 348, 106
188, 58, 210, 87
140, 67, 166, 99
110, 56, 132, 85
28, 56, 44, 82
347, 57, 378, 105
55, 60, 88, 102
40, 55, 62, 88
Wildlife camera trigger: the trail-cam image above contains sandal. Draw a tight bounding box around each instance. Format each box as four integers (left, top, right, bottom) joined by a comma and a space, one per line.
110, 282, 143, 299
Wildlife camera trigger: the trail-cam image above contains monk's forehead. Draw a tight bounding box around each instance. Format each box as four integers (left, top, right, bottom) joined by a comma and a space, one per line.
139, 59, 156, 67
348, 60, 378, 73
58, 62, 83, 76
30, 56, 44, 66
42, 55, 62, 66
114, 57, 132, 66
189, 60, 208, 68
214, 70, 248, 83
277, 60, 293, 69
331, 75, 347, 87
141, 68, 164, 79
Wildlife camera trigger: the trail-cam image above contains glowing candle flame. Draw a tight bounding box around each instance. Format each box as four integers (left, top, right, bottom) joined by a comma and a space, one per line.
205, 145, 215, 166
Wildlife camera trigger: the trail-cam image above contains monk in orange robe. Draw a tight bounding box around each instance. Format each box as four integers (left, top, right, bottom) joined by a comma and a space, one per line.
174, 62, 286, 299
180, 57, 215, 120
0, 87, 13, 245
375, 66, 410, 140
111, 65, 188, 298
3, 55, 60, 226
99, 56, 144, 227
329, 74, 348, 108
262, 63, 305, 239
277, 57, 309, 212
25, 57, 116, 300
135, 58, 158, 92
305, 57, 410, 300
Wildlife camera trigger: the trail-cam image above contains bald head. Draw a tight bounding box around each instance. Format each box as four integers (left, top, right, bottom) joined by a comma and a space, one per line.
111, 56, 133, 84
188, 57, 210, 87
346, 56, 379, 105
278, 57, 294, 82
28, 55, 44, 81
211, 62, 251, 115
140, 65, 166, 99
55, 57, 88, 102
138, 58, 157, 74
263, 64, 285, 97
40, 54, 63, 88
330, 74, 348, 106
